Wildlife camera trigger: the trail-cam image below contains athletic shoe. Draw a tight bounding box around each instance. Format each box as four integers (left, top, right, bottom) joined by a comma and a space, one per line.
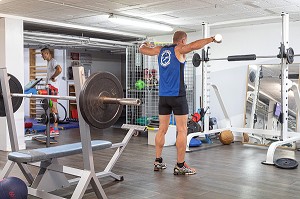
45, 127, 60, 136
154, 162, 167, 171
51, 128, 60, 136
173, 162, 196, 175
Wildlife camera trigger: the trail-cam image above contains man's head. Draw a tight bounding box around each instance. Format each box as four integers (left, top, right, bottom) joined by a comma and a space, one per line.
41, 47, 52, 61
173, 31, 187, 45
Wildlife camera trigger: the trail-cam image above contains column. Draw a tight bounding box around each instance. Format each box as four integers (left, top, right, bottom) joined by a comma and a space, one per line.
0, 17, 25, 151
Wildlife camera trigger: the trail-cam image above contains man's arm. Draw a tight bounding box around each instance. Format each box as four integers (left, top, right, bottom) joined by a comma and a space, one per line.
50, 65, 62, 82
177, 37, 216, 55
139, 42, 162, 56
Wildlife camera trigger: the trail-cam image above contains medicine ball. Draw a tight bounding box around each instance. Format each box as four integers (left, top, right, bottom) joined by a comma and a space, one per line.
243, 133, 250, 142
219, 130, 234, 145
135, 79, 145, 90
0, 177, 28, 199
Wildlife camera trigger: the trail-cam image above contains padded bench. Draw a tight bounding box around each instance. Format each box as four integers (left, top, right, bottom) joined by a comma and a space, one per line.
8, 140, 112, 163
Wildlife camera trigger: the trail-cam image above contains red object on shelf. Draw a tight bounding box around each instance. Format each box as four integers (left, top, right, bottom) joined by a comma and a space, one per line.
38, 89, 48, 95
71, 109, 78, 119
25, 122, 33, 128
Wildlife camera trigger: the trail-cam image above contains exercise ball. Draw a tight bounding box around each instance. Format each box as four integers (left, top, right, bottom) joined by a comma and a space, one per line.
135, 79, 145, 90
219, 130, 234, 145
0, 177, 28, 199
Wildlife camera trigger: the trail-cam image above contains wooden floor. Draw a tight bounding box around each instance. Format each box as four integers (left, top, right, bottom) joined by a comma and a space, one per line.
1, 127, 300, 199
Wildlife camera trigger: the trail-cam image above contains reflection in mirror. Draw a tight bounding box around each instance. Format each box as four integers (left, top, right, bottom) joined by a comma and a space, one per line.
244, 64, 299, 142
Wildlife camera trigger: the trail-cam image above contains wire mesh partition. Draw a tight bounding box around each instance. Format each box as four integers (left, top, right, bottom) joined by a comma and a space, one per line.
185, 54, 195, 115
126, 46, 146, 125
126, 45, 195, 126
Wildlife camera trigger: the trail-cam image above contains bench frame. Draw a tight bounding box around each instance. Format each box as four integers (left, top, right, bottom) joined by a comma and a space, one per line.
0, 66, 145, 199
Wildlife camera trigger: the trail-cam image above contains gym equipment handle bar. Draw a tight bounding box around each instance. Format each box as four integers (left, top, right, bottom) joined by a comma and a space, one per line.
11, 93, 141, 106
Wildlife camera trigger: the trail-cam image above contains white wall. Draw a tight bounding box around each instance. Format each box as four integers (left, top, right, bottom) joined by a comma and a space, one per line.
152, 20, 300, 133
0, 18, 25, 151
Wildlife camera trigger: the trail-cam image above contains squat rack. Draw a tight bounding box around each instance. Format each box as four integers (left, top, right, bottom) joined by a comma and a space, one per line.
187, 12, 300, 166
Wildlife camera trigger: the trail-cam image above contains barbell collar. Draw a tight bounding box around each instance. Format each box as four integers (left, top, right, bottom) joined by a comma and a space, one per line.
101, 97, 141, 106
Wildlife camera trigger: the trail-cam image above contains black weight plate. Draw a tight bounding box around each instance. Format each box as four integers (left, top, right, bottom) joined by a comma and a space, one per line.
192, 53, 201, 67
41, 114, 48, 124
274, 158, 298, 169
79, 72, 123, 129
187, 120, 201, 134
286, 47, 294, 64
0, 74, 23, 116
41, 99, 49, 111
249, 70, 256, 83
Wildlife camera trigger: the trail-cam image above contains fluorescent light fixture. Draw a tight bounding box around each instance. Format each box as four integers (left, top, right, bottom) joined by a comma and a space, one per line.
108, 14, 173, 32
0, 13, 146, 39
209, 16, 281, 27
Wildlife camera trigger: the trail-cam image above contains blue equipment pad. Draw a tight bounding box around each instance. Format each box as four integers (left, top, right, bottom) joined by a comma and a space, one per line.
8, 140, 112, 163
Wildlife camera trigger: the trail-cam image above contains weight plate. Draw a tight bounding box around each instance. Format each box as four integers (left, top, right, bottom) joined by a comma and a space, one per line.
187, 120, 201, 134
41, 99, 49, 111
192, 53, 201, 67
249, 70, 256, 83
79, 72, 123, 129
0, 74, 23, 116
41, 114, 48, 124
286, 47, 294, 64
274, 158, 298, 169
50, 112, 57, 123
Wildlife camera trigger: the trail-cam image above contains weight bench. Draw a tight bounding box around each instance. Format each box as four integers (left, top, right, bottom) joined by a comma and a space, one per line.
1, 140, 112, 199
8, 140, 112, 163
0, 66, 144, 199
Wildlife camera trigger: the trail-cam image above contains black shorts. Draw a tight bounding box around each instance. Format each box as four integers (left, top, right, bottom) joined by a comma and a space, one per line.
159, 96, 189, 115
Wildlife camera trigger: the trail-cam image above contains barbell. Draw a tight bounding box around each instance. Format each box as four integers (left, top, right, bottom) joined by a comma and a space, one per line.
192, 46, 296, 67
0, 71, 141, 129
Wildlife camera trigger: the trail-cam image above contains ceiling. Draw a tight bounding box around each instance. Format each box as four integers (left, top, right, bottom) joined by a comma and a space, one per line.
1, 0, 300, 42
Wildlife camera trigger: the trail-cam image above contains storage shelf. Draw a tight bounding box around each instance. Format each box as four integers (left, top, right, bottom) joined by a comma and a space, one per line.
29, 49, 47, 118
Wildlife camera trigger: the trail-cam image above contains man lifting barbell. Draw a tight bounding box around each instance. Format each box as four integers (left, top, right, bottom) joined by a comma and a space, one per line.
139, 31, 222, 175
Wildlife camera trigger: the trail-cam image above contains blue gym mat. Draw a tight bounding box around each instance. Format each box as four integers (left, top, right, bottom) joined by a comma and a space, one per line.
25, 118, 79, 133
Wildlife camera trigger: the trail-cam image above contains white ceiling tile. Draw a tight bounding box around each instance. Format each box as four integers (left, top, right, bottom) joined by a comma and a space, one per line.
0, 0, 299, 39
65, 15, 109, 24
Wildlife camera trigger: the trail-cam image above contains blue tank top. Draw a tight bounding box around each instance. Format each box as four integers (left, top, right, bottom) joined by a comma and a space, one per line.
158, 44, 186, 96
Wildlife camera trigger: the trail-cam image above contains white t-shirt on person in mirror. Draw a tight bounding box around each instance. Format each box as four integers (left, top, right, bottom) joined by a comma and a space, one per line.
46, 58, 61, 89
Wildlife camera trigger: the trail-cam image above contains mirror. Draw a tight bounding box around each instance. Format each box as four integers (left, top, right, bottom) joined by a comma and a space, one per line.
244, 64, 300, 136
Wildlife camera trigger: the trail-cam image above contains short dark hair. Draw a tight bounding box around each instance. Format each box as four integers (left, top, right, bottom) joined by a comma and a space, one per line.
41, 47, 51, 53
173, 31, 187, 43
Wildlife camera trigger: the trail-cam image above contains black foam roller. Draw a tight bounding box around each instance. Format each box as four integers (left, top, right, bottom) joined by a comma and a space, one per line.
227, 54, 256, 61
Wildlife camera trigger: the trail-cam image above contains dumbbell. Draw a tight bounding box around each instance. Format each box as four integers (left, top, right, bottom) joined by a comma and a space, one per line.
40, 113, 58, 124
213, 34, 222, 43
